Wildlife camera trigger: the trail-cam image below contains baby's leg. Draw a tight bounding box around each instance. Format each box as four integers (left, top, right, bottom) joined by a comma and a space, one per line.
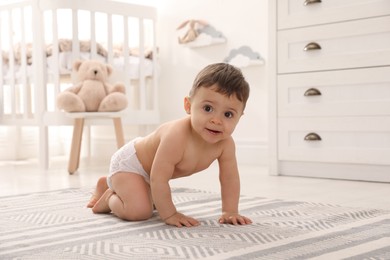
87, 176, 108, 208
105, 172, 153, 221
92, 188, 114, 213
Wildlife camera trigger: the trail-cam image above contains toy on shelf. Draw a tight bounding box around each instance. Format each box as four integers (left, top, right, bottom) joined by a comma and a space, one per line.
177, 19, 226, 48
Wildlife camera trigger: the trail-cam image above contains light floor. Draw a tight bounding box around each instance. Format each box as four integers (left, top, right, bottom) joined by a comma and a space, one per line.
1, 156, 389, 210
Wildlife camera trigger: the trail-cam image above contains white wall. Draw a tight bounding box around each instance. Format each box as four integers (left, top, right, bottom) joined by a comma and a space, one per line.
0, 0, 269, 165
156, 0, 269, 165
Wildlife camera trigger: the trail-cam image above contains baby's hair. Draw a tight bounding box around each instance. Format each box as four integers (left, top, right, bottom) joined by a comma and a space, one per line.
189, 63, 250, 110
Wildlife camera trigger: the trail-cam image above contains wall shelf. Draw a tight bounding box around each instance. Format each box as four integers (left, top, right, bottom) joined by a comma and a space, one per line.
182, 36, 226, 48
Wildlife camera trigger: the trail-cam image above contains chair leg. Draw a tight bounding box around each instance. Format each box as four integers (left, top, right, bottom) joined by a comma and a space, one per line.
113, 117, 125, 148
38, 125, 49, 170
68, 118, 84, 174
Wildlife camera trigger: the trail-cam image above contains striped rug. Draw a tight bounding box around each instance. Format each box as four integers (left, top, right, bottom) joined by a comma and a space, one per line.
1, 187, 389, 259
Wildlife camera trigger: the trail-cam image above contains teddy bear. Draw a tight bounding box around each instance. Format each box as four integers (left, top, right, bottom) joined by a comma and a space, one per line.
57, 59, 127, 112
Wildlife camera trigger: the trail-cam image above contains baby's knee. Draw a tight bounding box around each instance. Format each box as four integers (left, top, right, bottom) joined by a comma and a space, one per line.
97, 176, 107, 186
122, 206, 153, 221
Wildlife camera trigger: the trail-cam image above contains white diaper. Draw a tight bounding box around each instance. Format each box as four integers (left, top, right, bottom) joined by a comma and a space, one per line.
107, 137, 150, 190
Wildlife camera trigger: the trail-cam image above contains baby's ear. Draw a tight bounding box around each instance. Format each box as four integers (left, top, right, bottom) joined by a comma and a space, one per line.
184, 96, 191, 114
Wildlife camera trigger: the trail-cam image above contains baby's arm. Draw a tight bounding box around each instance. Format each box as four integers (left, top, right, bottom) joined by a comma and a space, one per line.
218, 139, 252, 225
150, 136, 199, 228
151, 172, 198, 227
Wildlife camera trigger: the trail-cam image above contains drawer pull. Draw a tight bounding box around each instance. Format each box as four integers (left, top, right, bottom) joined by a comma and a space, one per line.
303, 42, 321, 51
304, 133, 322, 141
304, 88, 322, 96
303, 0, 322, 6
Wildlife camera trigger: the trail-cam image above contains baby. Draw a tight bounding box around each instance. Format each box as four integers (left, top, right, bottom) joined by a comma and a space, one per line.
87, 63, 252, 227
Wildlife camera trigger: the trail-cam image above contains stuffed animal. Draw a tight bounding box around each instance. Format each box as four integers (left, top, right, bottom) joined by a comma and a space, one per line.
46, 39, 108, 58
57, 59, 128, 112
13, 43, 33, 65
177, 19, 208, 44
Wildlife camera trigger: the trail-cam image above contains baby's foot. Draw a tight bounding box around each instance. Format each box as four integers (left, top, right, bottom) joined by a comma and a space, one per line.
87, 177, 109, 208
92, 189, 114, 213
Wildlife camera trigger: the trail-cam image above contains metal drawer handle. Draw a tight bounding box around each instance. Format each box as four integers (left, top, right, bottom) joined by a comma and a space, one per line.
303, 42, 321, 51
304, 88, 322, 96
304, 132, 322, 141
303, 0, 322, 6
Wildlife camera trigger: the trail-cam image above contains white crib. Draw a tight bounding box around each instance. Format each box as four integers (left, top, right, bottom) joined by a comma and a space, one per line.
0, 0, 159, 168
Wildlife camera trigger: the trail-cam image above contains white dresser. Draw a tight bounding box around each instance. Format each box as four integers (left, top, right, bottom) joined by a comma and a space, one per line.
268, 0, 390, 182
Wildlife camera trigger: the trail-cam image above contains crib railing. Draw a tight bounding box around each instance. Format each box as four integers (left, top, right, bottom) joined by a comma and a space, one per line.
0, 0, 159, 168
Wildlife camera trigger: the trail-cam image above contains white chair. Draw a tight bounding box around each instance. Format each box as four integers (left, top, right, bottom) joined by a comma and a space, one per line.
66, 112, 125, 174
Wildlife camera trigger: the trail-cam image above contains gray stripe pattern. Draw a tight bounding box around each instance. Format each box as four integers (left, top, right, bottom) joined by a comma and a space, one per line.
0, 188, 389, 259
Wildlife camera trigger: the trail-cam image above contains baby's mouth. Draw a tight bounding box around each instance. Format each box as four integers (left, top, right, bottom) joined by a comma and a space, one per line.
206, 128, 222, 135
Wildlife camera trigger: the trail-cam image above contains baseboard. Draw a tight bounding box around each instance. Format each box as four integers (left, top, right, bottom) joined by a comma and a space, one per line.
279, 161, 390, 183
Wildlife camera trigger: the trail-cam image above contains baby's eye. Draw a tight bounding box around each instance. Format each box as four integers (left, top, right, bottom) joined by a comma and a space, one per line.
203, 105, 213, 112
225, 112, 233, 118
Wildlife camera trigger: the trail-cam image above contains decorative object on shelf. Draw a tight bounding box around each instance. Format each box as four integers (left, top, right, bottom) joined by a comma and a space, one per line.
224, 46, 265, 68
177, 19, 226, 47
177, 19, 208, 44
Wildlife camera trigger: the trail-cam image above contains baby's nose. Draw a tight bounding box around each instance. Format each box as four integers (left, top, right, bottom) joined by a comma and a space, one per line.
210, 116, 222, 125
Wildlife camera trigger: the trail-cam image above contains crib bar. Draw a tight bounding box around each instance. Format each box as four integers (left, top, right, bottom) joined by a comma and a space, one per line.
139, 19, 146, 111
51, 8, 61, 105
122, 17, 131, 99
123, 18, 130, 74
152, 20, 158, 111
71, 9, 80, 63
106, 13, 114, 63
0, 17, 3, 118
0, 15, 2, 118
19, 7, 30, 119
31, 0, 49, 169
7, 10, 16, 118
90, 11, 97, 60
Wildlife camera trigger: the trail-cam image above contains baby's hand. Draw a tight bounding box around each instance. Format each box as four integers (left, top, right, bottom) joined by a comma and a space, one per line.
164, 212, 200, 228
219, 212, 252, 225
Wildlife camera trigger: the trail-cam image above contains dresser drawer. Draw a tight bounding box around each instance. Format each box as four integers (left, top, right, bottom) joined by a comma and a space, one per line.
277, 0, 390, 29
278, 67, 390, 117
277, 16, 390, 73
278, 117, 390, 165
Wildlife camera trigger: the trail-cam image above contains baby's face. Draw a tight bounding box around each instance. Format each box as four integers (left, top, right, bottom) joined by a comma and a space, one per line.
186, 85, 244, 144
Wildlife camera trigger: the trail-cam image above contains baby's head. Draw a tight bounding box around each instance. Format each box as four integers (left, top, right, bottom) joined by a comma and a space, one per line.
189, 63, 250, 111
